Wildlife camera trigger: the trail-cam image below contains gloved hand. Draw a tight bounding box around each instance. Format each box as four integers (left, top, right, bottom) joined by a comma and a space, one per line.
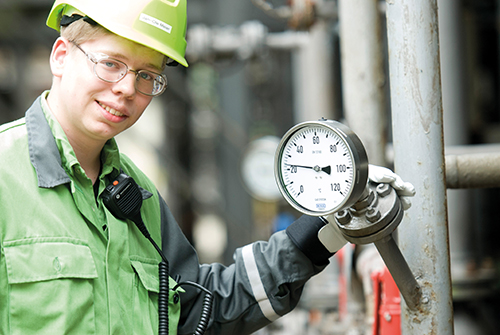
287, 166, 415, 262
318, 215, 348, 253
286, 215, 346, 264
368, 164, 416, 210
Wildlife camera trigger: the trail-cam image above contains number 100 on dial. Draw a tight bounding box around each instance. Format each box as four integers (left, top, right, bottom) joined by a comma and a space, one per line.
274, 119, 369, 216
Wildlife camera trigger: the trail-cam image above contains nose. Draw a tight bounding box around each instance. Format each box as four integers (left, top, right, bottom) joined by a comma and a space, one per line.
112, 71, 137, 97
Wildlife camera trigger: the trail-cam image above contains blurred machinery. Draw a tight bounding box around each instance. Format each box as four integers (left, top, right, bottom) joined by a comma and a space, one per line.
1, 0, 500, 334
184, 0, 500, 334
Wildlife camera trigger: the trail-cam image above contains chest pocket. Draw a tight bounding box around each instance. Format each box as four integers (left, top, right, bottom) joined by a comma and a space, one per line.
131, 258, 183, 335
3, 238, 98, 335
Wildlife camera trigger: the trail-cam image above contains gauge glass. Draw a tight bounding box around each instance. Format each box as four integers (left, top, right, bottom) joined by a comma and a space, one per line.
276, 123, 358, 215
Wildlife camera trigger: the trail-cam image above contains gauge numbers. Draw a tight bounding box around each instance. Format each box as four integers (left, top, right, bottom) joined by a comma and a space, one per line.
275, 120, 368, 216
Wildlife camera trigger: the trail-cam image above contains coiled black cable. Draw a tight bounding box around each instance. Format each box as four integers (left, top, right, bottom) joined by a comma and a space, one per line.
193, 291, 214, 335
158, 260, 169, 335
103, 173, 213, 335
173, 281, 214, 335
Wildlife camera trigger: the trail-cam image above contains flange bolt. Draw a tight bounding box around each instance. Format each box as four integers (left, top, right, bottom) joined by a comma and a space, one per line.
352, 189, 375, 211
366, 206, 381, 223
376, 183, 391, 197
335, 209, 352, 225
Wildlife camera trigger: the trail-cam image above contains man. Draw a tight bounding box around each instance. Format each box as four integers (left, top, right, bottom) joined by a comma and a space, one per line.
0, 1, 414, 334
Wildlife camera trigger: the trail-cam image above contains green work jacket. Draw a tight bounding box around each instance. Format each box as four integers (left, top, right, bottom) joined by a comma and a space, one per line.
1, 93, 332, 335
0, 93, 181, 335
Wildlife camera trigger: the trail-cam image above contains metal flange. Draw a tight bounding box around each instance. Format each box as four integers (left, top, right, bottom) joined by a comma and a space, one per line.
334, 182, 403, 244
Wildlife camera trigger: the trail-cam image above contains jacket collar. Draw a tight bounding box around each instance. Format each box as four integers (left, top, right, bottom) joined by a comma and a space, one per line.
25, 95, 149, 199
26, 96, 71, 188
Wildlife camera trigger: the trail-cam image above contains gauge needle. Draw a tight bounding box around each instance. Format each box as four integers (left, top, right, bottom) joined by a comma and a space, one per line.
288, 164, 331, 175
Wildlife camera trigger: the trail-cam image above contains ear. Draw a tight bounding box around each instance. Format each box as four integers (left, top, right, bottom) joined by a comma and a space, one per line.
50, 37, 71, 78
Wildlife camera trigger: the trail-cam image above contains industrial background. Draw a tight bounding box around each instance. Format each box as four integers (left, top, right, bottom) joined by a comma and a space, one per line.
1, 0, 499, 334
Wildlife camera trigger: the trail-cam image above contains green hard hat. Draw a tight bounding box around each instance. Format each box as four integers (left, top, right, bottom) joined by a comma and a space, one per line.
46, 0, 188, 67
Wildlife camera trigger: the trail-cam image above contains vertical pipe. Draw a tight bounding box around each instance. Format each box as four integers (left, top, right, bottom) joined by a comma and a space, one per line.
291, 20, 335, 122
338, 0, 387, 165
438, 0, 468, 147
438, 0, 473, 286
338, 1, 388, 331
385, 1, 454, 334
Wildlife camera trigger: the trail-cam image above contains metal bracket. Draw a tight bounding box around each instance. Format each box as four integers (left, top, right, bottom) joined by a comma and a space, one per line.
335, 182, 422, 310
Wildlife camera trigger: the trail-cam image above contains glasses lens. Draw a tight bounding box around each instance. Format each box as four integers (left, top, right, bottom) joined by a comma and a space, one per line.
135, 71, 167, 96
95, 59, 127, 82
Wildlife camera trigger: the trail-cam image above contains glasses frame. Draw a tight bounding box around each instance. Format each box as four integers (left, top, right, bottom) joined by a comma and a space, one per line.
70, 41, 168, 97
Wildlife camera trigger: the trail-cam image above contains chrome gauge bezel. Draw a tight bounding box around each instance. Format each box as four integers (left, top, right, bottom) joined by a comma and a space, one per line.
274, 119, 369, 216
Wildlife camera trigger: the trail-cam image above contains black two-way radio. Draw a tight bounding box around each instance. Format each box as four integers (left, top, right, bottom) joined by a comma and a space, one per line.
102, 172, 213, 335
101, 173, 166, 259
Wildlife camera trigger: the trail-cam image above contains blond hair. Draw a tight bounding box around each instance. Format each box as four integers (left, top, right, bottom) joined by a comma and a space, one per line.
60, 19, 111, 44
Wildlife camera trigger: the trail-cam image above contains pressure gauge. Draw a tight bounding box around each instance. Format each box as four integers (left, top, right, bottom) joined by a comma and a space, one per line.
274, 119, 369, 216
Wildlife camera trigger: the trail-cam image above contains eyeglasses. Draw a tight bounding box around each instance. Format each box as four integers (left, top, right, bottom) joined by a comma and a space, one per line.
71, 41, 168, 96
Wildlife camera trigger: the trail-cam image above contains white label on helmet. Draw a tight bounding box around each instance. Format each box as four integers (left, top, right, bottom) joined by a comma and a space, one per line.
139, 13, 172, 34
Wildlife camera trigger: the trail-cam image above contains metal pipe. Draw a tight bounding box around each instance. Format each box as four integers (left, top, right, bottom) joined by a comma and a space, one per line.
338, 2, 390, 329
291, 20, 335, 122
438, 0, 472, 291
446, 151, 500, 189
385, 1, 454, 334
374, 235, 421, 310
338, 0, 387, 165
389, 144, 500, 189
186, 22, 310, 61
186, 20, 336, 123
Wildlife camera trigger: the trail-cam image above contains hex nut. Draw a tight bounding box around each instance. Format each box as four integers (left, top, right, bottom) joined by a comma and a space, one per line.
376, 183, 391, 197
352, 189, 375, 211
365, 207, 381, 223
335, 209, 352, 225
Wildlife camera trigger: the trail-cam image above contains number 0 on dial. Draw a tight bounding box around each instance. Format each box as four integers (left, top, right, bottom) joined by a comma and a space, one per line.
274, 119, 369, 216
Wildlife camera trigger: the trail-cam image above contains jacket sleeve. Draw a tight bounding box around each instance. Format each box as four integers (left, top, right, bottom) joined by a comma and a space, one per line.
159, 194, 332, 335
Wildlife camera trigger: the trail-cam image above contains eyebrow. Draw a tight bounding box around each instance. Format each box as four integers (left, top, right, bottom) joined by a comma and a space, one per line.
101, 50, 164, 73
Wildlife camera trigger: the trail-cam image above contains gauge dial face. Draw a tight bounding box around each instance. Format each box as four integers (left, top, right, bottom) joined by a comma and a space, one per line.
276, 122, 363, 215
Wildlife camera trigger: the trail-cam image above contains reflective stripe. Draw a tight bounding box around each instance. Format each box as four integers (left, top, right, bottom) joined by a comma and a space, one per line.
242, 244, 279, 321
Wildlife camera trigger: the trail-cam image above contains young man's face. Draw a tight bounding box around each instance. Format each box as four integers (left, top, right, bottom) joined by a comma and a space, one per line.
50, 33, 165, 145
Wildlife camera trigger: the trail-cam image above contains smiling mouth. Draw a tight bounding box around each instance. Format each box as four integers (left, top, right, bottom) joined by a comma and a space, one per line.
98, 102, 125, 117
